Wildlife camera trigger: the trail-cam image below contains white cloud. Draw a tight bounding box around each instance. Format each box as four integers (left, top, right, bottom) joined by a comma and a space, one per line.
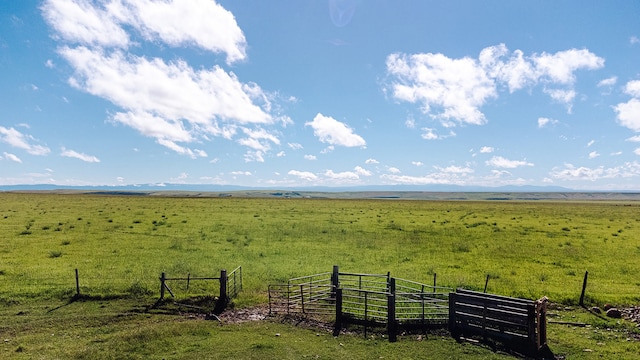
381, 165, 473, 185
421, 128, 439, 140
42, 0, 246, 64
61, 148, 100, 162
320, 145, 335, 154
288, 142, 303, 150
304, 154, 317, 160
543, 88, 575, 112
631, 36, 640, 45
405, 117, 416, 128
588, 151, 600, 159
3, 152, 22, 163
411, 161, 424, 166
480, 146, 494, 153
354, 166, 371, 176
387, 167, 401, 174
41, 0, 130, 48
635, 148, 640, 156
550, 162, 640, 181
587, 140, 595, 147
627, 135, 640, 142
597, 76, 617, 87
276, 151, 285, 157
624, 80, 640, 98
538, 117, 559, 128
243, 150, 264, 163
288, 170, 317, 181
614, 98, 640, 132
305, 113, 366, 147
324, 170, 359, 180
230, 171, 251, 176
0, 126, 51, 155
387, 44, 604, 126
42, 0, 276, 158
365, 158, 379, 164
387, 52, 496, 125
486, 156, 533, 168
237, 128, 280, 152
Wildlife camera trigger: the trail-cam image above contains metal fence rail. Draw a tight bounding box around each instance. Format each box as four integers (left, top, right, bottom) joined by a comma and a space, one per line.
227, 266, 243, 299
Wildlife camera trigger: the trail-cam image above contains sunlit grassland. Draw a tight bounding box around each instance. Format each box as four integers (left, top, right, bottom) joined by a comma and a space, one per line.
2, 192, 640, 359
1, 193, 638, 305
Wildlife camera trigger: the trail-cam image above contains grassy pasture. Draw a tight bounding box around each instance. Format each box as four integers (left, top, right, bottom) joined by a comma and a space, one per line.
1, 192, 640, 359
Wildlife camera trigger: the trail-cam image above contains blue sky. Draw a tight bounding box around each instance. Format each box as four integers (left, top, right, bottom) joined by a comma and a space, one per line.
1, 0, 640, 190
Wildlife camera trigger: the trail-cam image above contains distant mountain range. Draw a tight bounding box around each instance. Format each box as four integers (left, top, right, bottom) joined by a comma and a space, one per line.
0, 183, 574, 192
2, 183, 640, 201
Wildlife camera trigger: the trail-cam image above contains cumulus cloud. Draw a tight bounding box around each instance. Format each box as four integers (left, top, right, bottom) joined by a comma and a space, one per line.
304, 154, 317, 160
288, 170, 317, 181
486, 156, 534, 168
42, 0, 279, 158
324, 170, 359, 181
61, 148, 100, 162
365, 158, 379, 164
305, 113, 366, 147
0, 126, 51, 155
387, 167, 401, 174
480, 146, 494, 153
614, 80, 640, 132
288, 142, 303, 150
354, 166, 371, 176
588, 151, 600, 159
411, 161, 424, 166
386, 44, 604, 126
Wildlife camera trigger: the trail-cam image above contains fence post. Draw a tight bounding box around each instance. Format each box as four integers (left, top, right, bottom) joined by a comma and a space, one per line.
160, 272, 166, 299
331, 265, 339, 299
300, 284, 305, 314
448, 292, 457, 338
387, 277, 397, 342
220, 269, 228, 303
433, 273, 437, 288
75, 268, 80, 297
484, 274, 490, 293
579, 271, 588, 307
333, 288, 343, 337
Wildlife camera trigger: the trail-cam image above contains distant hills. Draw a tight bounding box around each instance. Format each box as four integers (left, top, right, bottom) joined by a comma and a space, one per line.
1, 183, 639, 201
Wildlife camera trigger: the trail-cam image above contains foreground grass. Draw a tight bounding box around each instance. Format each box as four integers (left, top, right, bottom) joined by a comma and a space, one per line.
1, 298, 512, 360
1, 192, 640, 358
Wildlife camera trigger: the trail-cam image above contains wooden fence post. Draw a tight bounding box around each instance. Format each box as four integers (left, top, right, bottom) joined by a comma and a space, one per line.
579, 271, 588, 307
331, 265, 339, 299
448, 292, 457, 338
75, 268, 80, 297
387, 277, 397, 342
220, 269, 228, 303
433, 273, 437, 288
160, 272, 166, 299
333, 288, 343, 337
484, 274, 490, 293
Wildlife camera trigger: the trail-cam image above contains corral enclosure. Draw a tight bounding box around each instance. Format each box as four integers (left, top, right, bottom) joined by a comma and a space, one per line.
1, 192, 639, 306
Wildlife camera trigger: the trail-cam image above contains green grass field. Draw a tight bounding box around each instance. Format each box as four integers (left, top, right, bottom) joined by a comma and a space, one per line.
1, 192, 640, 359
